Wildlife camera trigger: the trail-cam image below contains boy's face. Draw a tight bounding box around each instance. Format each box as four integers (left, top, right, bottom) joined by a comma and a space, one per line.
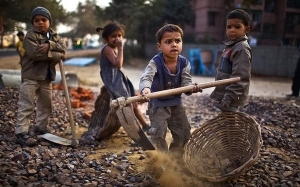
226, 18, 250, 41
157, 32, 182, 59
33, 15, 50, 33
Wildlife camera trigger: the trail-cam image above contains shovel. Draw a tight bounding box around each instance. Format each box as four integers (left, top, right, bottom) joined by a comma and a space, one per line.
38, 60, 79, 147
111, 77, 241, 150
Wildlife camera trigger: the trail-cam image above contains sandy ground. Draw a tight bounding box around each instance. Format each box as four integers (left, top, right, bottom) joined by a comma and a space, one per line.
0, 48, 293, 98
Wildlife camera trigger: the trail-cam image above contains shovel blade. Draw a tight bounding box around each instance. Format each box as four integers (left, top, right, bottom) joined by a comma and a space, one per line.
38, 133, 72, 146
116, 106, 155, 150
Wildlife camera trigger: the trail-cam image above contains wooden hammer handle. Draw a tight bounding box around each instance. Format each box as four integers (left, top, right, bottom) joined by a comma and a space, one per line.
111, 77, 241, 107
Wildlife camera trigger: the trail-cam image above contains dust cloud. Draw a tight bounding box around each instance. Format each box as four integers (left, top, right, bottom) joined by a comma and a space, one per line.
142, 151, 207, 187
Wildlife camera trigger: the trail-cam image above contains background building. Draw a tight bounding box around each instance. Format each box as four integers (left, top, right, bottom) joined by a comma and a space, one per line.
186, 0, 300, 46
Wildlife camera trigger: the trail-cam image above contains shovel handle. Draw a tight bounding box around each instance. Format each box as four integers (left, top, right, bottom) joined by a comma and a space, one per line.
111, 77, 241, 107
59, 60, 78, 147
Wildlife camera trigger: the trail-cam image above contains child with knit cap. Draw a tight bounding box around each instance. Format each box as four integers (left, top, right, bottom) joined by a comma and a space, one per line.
15, 6, 66, 146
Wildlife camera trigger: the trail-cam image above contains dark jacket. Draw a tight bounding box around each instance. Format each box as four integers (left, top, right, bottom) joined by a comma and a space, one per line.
21, 27, 66, 81
210, 35, 252, 107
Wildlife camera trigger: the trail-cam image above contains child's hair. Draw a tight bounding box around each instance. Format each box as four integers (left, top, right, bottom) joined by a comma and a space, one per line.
155, 24, 183, 43
17, 31, 24, 36
96, 21, 125, 41
226, 9, 251, 26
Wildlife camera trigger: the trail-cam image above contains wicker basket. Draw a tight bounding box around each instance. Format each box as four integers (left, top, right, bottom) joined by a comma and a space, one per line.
183, 112, 263, 182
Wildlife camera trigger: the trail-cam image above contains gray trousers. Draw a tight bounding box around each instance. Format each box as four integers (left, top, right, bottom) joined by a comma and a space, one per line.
148, 103, 191, 152
15, 79, 52, 134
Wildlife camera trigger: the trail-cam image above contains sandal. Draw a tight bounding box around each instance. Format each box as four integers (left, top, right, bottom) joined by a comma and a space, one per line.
16, 132, 37, 147
35, 127, 50, 135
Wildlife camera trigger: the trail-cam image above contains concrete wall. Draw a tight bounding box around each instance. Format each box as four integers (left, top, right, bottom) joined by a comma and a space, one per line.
144, 43, 299, 78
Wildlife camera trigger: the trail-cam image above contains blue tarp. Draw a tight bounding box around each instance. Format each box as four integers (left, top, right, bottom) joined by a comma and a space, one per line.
64, 57, 96, 66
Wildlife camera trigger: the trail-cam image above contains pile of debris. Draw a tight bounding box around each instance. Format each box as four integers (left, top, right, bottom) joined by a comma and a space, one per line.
53, 84, 95, 119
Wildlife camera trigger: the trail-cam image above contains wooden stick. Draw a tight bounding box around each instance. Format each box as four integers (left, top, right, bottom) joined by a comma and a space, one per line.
111, 77, 241, 107
59, 60, 79, 147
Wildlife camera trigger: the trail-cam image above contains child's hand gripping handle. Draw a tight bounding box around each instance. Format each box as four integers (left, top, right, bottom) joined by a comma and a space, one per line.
111, 77, 241, 107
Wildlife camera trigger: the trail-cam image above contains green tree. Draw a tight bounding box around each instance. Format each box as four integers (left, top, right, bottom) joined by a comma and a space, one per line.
0, 0, 66, 47
103, 0, 163, 57
161, 0, 195, 28
0, 0, 66, 31
101, 0, 195, 57
103, 0, 149, 39
64, 0, 105, 38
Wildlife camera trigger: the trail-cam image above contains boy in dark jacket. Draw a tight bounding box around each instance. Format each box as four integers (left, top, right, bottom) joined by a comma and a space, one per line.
15, 6, 66, 146
210, 9, 252, 112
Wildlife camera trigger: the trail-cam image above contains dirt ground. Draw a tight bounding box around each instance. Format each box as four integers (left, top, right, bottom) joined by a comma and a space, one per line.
0, 50, 196, 186
1, 49, 299, 187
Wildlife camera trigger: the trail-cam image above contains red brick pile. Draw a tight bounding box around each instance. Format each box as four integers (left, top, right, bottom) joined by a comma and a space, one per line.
53, 84, 95, 119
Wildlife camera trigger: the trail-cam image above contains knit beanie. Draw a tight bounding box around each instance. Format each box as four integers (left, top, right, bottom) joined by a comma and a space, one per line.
31, 6, 52, 25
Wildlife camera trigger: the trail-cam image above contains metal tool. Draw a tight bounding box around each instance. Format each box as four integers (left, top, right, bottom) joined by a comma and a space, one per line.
116, 97, 156, 150
38, 133, 72, 146
38, 60, 79, 147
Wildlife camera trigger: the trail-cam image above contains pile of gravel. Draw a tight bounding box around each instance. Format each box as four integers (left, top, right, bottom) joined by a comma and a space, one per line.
0, 87, 299, 187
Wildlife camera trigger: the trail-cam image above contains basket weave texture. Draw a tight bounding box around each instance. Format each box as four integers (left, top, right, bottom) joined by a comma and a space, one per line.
183, 112, 263, 182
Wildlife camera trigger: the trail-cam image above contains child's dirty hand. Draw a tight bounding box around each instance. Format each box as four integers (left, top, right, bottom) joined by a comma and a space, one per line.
115, 38, 123, 48
61, 53, 66, 61
141, 87, 151, 95
192, 83, 203, 93
140, 88, 151, 103
139, 97, 149, 103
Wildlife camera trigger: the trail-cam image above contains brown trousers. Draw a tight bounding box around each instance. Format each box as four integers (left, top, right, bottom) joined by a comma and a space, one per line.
147, 103, 191, 152
15, 79, 52, 134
